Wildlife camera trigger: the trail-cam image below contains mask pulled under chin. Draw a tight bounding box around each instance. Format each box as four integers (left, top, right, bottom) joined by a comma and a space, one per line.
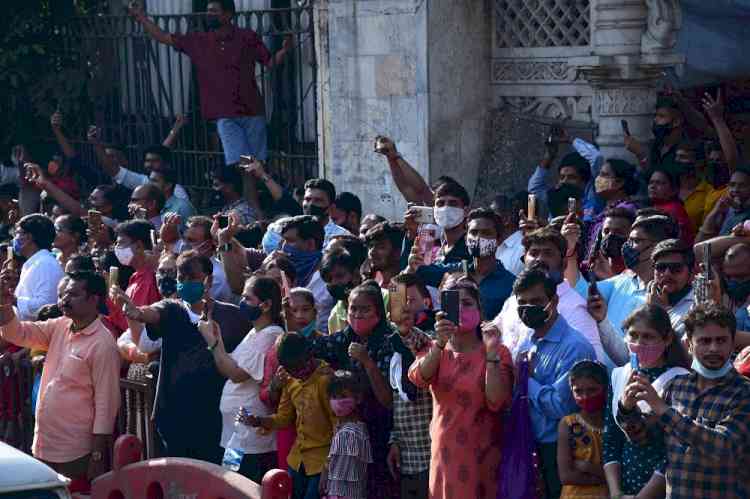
691, 357, 733, 379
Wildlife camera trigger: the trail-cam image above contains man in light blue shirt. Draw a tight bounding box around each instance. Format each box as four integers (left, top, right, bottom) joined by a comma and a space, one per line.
513, 268, 595, 499
149, 169, 195, 228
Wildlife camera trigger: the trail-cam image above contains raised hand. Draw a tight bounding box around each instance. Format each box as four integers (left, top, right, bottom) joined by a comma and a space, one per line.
702, 89, 724, 123
374, 136, 398, 158
586, 291, 608, 323
481, 322, 501, 356
434, 311, 455, 348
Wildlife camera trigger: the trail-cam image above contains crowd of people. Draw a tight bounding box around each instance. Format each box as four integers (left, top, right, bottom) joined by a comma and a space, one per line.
1, 1, 750, 499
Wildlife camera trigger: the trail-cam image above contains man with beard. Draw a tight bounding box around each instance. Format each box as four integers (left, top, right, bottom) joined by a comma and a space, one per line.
128, 0, 292, 166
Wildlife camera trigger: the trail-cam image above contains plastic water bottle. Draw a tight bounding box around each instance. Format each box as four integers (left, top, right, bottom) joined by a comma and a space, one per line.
222, 409, 250, 471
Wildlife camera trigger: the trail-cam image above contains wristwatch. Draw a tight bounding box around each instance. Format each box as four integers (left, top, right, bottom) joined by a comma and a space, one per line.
91, 450, 103, 462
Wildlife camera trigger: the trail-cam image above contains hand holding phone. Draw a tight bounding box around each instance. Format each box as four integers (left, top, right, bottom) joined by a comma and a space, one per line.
441, 289, 459, 325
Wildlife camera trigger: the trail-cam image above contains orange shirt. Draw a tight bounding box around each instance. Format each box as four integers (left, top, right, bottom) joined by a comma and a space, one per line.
0, 315, 121, 463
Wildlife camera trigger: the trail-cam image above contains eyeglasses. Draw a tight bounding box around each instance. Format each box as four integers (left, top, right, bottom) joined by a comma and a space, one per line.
653, 261, 686, 274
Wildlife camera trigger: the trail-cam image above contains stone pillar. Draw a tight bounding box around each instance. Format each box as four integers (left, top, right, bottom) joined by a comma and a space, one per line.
316, 0, 491, 219
580, 0, 684, 161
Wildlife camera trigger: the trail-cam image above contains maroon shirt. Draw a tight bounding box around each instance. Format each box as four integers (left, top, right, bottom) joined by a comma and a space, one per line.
173, 25, 272, 120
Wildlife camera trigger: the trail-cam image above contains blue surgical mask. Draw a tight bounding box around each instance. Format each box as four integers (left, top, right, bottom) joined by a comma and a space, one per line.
177, 281, 205, 304
12, 236, 23, 256
239, 301, 263, 322
299, 321, 317, 338
691, 357, 733, 379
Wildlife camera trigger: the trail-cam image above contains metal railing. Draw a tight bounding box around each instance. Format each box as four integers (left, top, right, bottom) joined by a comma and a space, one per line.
50, 6, 318, 208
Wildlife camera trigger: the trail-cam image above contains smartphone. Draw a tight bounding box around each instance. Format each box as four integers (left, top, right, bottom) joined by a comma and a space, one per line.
441, 289, 460, 325
389, 282, 406, 323
88, 210, 102, 229
568, 197, 577, 215
239, 155, 255, 165
527, 193, 537, 220
218, 215, 229, 229
630, 352, 639, 372
109, 266, 119, 290
621, 119, 631, 136
412, 206, 435, 226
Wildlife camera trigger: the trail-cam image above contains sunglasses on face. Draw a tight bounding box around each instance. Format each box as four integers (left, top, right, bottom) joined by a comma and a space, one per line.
653, 261, 686, 274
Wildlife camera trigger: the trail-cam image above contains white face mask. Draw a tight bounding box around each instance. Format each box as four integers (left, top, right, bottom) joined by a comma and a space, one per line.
434, 206, 465, 230
115, 246, 134, 266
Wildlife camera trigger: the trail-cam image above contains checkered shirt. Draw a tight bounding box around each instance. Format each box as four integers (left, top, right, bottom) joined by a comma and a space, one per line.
389, 327, 434, 475
659, 369, 750, 499
222, 199, 257, 226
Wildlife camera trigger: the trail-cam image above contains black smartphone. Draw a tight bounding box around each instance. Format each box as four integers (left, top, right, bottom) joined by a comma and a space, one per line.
441, 289, 459, 325
218, 215, 229, 229
621, 119, 631, 136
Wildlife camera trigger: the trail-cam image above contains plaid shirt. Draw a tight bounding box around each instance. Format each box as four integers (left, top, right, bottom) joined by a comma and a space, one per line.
389, 327, 434, 475
221, 199, 257, 226
659, 369, 750, 499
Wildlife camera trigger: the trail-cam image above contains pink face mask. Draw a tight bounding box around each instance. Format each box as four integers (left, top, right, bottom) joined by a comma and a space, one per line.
349, 316, 380, 336
330, 397, 357, 417
628, 342, 665, 367
458, 308, 481, 334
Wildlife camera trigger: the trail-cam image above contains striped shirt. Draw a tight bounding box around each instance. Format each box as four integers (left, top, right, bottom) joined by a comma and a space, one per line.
659, 369, 750, 498
327, 422, 373, 499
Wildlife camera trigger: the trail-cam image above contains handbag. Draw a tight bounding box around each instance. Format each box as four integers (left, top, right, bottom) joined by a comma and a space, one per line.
497, 358, 540, 499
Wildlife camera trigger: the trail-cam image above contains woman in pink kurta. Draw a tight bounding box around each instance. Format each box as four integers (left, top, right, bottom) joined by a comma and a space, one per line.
408, 279, 513, 499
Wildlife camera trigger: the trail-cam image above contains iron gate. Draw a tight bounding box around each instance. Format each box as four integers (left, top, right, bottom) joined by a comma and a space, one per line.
52, 4, 318, 207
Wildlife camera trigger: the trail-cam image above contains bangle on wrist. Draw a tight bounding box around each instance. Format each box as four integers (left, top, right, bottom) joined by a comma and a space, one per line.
207, 339, 219, 352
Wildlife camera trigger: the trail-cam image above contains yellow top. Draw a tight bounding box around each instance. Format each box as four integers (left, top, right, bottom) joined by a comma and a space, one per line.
683, 180, 727, 233
269, 363, 337, 475
560, 413, 608, 499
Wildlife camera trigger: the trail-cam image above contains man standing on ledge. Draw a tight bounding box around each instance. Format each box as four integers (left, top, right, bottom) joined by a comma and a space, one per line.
128, 0, 292, 166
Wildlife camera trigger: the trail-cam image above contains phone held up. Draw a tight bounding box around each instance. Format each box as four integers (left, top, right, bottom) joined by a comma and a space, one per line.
441, 289, 459, 325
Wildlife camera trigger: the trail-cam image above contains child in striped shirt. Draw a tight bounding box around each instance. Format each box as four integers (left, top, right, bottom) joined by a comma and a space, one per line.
320, 370, 373, 499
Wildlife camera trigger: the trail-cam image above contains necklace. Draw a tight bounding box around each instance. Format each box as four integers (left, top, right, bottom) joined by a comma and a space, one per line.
575, 413, 603, 434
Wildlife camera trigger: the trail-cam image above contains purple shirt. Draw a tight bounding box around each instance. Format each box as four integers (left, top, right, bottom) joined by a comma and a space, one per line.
173, 25, 271, 120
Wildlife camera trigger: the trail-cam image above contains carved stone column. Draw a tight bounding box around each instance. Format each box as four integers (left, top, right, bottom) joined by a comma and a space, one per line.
579, 0, 684, 160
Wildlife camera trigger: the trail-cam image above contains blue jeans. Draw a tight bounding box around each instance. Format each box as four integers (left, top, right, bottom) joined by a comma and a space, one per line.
288, 464, 321, 499
216, 116, 268, 164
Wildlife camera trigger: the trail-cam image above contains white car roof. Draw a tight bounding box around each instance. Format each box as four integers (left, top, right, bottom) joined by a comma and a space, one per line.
0, 441, 69, 493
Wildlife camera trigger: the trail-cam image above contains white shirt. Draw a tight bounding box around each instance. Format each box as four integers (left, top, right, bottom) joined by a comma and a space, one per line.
219, 324, 284, 452
15, 249, 64, 321
497, 230, 525, 276
309, 270, 334, 333
117, 327, 162, 354
324, 220, 351, 248
667, 288, 695, 338
113, 166, 189, 200
210, 256, 234, 303
493, 281, 606, 364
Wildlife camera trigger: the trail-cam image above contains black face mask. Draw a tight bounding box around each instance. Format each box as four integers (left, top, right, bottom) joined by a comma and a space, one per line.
518, 303, 549, 330
157, 275, 177, 297
327, 283, 351, 301
206, 17, 222, 30
304, 204, 328, 219
621, 241, 645, 270
601, 234, 627, 260
652, 122, 673, 142
724, 278, 750, 303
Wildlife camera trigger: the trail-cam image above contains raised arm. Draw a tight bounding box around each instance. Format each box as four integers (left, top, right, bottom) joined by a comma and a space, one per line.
243, 159, 283, 202
50, 112, 77, 158
162, 114, 186, 149
703, 90, 739, 172
26, 164, 86, 218
129, 1, 175, 46
375, 137, 433, 206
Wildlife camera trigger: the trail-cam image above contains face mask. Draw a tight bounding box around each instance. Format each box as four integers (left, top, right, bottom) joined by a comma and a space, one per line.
283, 244, 322, 286
434, 206, 465, 230
601, 234, 627, 260
115, 246, 135, 266
303, 204, 328, 219
349, 316, 380, 336
652, 122, 673, 141
327, 283, 351, 301
518, 303, 550, 330
157, 275, 177, 297
329, 397, 357, 417
458, 308, 481, 334
577, 391, 606, 413
240, 301, 263, 322
628, 342, 665, 366
262, 227, 283, 255
177, 281, 205, 304
547, 269, 563, 286
206, 17, 222, 30
299, 321, 317, 338
691, 357, 732, 380
594, 176, 617, 194
468, 237, 498, 258
724, 278, 750, 303
621, 241, 645, 270
11, 237, 23, 256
